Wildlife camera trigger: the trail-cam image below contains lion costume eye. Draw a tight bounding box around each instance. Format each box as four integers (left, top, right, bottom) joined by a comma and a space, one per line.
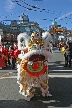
20, 37, 26, 47
20, 37, 25, 42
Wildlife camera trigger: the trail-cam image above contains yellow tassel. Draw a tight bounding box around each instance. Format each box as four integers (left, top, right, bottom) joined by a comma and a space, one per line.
21, 84, 28, 92
20, 77, 24, 84
43, 80, 47, 84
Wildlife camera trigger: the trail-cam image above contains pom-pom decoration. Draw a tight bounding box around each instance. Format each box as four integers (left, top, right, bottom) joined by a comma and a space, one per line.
31, 32, 40, 44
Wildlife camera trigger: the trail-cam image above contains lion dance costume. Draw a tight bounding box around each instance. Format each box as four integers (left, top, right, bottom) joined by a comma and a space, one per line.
17, 31, 53, 101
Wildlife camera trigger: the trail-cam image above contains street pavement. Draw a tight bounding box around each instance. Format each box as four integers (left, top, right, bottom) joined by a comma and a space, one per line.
0, 48, 72, 108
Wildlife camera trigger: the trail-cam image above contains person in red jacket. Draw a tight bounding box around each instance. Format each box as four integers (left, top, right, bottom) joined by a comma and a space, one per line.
13, 43, 21, 63
2, 45, 8, 67
0, 55, 5, 69
13, 43, 18, 58
0, 45, 5, 69
2, 45, 6, 55
8, 46, 11, 65
13, 43, 18, 66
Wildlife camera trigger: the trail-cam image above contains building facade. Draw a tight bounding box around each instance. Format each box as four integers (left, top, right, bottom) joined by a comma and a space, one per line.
48, 20, 72, 44
0, 14, 43, 46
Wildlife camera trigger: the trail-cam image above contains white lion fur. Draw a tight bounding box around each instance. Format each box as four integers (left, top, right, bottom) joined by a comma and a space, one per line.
42, 31, 52, 48
17, 31, 53, 100
17, 32, 30, 50
18, 49, 52, 60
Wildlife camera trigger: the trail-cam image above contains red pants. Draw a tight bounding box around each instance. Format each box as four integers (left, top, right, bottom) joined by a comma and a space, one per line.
0, 57, 5, 67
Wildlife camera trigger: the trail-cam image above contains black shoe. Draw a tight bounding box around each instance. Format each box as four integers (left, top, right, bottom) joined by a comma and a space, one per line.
69, 65, 71, 67
64, 65, 67, 67
11, 67, 15, 69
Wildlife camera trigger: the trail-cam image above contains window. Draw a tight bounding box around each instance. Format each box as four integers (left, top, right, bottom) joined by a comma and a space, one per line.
25, 26, 30, 32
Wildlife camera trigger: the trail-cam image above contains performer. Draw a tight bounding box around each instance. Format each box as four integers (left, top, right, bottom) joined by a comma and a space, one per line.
0, 35, 5, 69
16, 32, 53, 101
2, 45, 8, 67
13, 43, 18, 59
9, 46, 15, 69
8, 46, 11, 65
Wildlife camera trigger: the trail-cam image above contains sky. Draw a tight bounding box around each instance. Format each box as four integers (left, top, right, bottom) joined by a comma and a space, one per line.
0, 0, 72, 30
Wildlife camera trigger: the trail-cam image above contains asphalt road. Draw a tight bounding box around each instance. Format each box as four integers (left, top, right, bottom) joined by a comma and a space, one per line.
0, 48, 72, 108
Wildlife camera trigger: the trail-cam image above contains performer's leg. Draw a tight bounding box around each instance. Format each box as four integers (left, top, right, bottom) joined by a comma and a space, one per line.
20, 83, 35, 101
5, 60, 7, 67
25, 86, 35, 101
12, 57, 15, 69
8, 55, 11, 65
68, 55, 71, 67
39, 71, 52, 97
19, 76, 35, 101
64, 54, 68, 67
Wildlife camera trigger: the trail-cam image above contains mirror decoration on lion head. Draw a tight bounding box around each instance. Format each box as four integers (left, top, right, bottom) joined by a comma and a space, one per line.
17, 31, 53, 101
